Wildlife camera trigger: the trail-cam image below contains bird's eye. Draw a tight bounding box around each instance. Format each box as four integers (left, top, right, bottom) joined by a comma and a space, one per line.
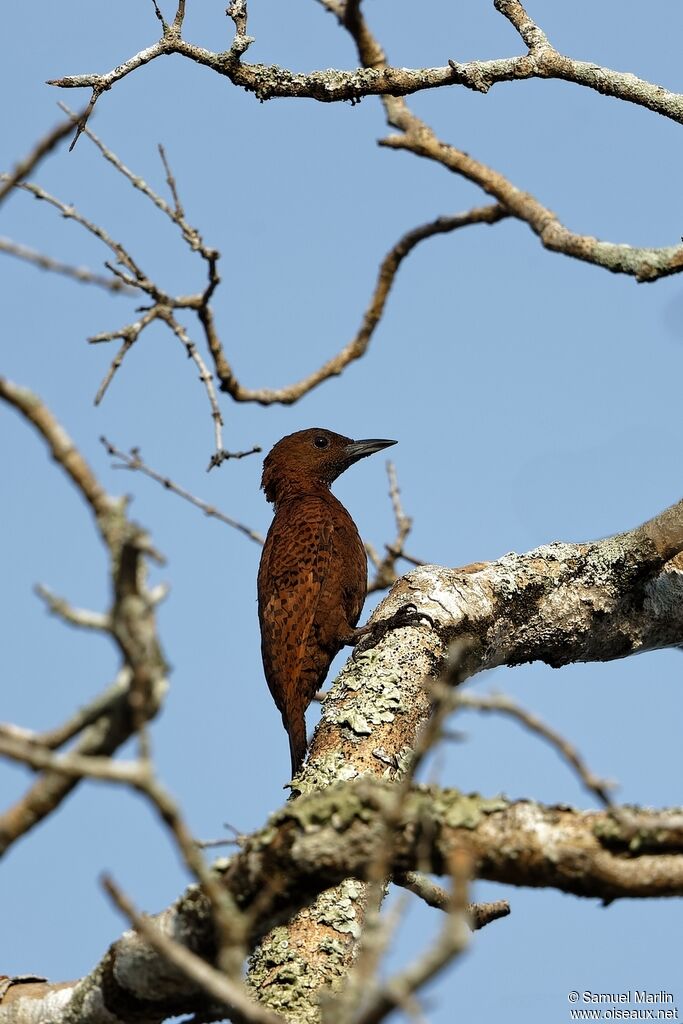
313, 435, 330, 449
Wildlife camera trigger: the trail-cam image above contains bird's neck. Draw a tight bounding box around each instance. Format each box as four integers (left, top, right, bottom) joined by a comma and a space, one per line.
271, 479, 342, 512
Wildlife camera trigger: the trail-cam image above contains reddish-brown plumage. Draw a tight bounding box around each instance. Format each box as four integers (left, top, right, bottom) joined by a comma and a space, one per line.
258, 428, 396, 777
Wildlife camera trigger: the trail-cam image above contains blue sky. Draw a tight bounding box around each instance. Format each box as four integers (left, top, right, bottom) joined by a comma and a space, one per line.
1, 2, 682, 1021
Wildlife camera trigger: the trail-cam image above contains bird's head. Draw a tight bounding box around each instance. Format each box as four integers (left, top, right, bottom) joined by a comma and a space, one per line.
261, 428, 396, 505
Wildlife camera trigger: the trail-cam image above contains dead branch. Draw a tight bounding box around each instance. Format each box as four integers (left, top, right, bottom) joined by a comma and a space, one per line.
101, 437, 264, 543
0, 237, 132, 292
393, 872, 511, 931
454, 691, 616, 806
0, 379, 168, 855
212, 205, 508, 404
0, 108, 85, 204
323, 0, 683, 282
7, 780, 683, 1023
102, 875, 283, 1024
46, 10, 683, 124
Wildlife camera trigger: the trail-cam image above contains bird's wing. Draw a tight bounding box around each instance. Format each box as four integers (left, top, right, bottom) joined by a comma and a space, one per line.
257, 499, 337, 715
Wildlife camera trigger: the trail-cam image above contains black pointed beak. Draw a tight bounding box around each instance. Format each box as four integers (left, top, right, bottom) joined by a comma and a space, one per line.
344, 437, 397, 464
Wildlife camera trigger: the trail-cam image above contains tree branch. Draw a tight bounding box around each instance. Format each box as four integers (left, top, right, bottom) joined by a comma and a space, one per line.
324, 0, 683, 282
6, 781, 682, 1022
46, 17, 683, 125
0, 380, 168, 855
0, 109, 86, 205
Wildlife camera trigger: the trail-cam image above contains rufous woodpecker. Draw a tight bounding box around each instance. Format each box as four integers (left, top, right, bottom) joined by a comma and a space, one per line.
257, 428, 421, 776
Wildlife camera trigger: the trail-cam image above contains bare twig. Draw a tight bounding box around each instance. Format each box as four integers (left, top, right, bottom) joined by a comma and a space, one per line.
103, 875, 284, 1024
151, 0, 167, 31
158, 142, 184, 217
211, 205, 508, 404
12, 120, 230, 452
156, 308, 225, 457
454, 691, 616, 807
0, 237, 133, 292
207, 446, 262, 471
4, 176, 151, 288
0, 379, 168, 854
0, 732, 247, 974
0, 108, 86, 204
393, 871, 510, 931
101, 436, 264, 544
354, 850, 470, 1024
367, 461, 420, 594
58, 104, 216, 261
91, 307, 162, 404
34, 583, 111, 632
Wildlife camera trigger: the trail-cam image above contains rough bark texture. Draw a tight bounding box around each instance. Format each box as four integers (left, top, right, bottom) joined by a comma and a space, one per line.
5, 498, 683, 1024
246, 500, 683, 1019
4, 782, 682, 1022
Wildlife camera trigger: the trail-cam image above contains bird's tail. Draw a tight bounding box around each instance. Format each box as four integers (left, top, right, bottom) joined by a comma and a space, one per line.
287, 714, 308, 778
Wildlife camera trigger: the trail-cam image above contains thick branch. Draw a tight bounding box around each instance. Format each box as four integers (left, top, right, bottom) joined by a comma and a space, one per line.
6, 782, 682, 1022
325, 0, 683, 282
6, 468, 683, 1018
47, 21, 683, 124
244, 490, 683, 1014
380, 129, 683, 282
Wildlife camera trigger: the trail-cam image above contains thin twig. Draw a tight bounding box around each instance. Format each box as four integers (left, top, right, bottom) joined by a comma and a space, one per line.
367, 461, 419, 594
209, 205, 508, 404
455, 691, 616, 807
101, 437, 264, 544
158, 143, 184, 217
354, 850, 471, 1024
0, 108, 86, 205
0, 237, 133, 293
0, 732, 247, 974
156, 308, 225, 457
393, 872, 510, 931
91, 307, 163, 404
34, 583, 111, 632
5, 177, 150, 288
102, 875, 283, 1024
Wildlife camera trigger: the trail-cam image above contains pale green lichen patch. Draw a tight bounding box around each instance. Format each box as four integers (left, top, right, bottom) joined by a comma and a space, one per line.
281, 786, 377, 836
312, 880, 363, 938
394, 745, 416, 780
420, 785, 508, 829
247, 882, 362, 1021
295, 751, 360, 795
325, 650, 407, 738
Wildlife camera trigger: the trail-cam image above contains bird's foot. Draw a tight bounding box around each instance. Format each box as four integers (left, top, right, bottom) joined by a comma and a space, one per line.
351, 603, 434, 658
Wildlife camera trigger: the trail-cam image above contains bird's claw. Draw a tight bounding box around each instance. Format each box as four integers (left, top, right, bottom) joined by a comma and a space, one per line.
353, 602, 434, 658
392, 602, 434, 630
